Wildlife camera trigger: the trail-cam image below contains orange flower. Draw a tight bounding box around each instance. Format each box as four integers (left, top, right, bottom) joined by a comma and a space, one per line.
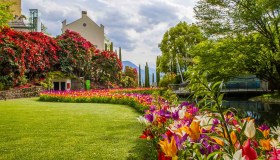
185, 121, 201, 141
260, 139, 272, 151
211, 137, 224, 146
230, 131, 237, 144
159, 136, 178, 158
261, 129, 270, 138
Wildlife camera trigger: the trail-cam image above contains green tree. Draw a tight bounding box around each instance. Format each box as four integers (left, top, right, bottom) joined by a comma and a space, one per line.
138, 64, 141, 87
195, 0, 280, 91
119, 47, 122, 62
159, 72, 176, 87
145, 62, 150, 87
0, 1, 13, 27
156, 56, 161, 85
152, 73, 154, 83
189, 36, 251, 82
159, 22, 205, 74
110, 42, 113, 52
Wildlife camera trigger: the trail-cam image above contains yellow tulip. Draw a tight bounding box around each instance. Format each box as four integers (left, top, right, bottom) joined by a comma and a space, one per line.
185, 121, 201, 141
159, 136, 178, 158
260, 139, 272, 151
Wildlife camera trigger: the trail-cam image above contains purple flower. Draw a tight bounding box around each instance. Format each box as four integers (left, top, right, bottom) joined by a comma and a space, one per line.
174, 134, 187, 150
179, 101, 190, 108
145, 114, 154, 122
149, 105, 156, 112
172, 110, 179, 120
259, 124, 270, 131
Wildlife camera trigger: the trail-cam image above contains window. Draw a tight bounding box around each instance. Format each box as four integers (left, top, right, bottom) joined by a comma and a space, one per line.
83, 23, 86, 27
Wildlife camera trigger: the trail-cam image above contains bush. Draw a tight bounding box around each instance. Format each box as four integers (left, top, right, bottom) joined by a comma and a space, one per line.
159, 72, 176, 87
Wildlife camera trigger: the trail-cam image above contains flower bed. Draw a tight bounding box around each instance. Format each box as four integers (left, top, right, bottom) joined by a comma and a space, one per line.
39, 88, 280, 159
138, 101, 280, 159
39, 88, 166, 113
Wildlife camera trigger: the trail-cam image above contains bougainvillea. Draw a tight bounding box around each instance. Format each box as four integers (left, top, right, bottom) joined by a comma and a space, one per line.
90, 49, 122, 85
56, 30, 94, 78
0, 28, 122, 89
121, 66, 138, 88
0, 27, 60, 88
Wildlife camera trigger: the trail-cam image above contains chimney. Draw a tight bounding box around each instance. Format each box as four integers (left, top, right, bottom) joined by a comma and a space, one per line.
82, 11, 87, 18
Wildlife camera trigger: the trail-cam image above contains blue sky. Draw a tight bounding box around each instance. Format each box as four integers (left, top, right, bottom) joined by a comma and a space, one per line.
22, 0, 198, 68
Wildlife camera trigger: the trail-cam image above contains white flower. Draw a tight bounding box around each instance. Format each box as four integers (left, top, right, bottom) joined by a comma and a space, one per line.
178, 107, 186, 119
271, 126, 280, 136
195, 114, 214, 130
270, 137, 280, 149
244, 120, 256, 138
223, 150, 245, 160
137, 116, 150, 126
233, 149, 245, 160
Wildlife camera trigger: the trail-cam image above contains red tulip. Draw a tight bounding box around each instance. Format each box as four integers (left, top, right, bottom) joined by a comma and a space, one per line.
242, 139, 258, 160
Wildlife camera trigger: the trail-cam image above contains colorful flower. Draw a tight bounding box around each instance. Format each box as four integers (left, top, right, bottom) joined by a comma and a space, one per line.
244, 120, 256, 139
159, 136, 178, 159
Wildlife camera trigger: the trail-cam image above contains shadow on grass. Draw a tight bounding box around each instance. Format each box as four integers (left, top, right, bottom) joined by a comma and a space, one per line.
126, 138, 157, 160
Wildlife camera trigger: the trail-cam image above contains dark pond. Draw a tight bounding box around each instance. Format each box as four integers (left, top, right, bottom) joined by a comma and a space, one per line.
222, 97, 280, 127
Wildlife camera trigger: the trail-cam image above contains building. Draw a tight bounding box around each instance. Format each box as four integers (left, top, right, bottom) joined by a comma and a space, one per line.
62, 11, 105, 50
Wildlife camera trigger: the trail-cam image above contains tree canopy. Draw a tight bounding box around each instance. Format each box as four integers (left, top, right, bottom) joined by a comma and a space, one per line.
159, 22, 205, 74
194, 0, 280, 91
0, 1, 13, 27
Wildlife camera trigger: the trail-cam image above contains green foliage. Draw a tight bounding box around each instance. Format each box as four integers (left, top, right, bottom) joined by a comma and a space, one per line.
156, 56, 160, 85
0, 83, 5, 91
110, 42, 113, 52
159, 72, 176, 87
188, 36, 252, 82
162, 89, 178, 106
119, 47, 122, 62
138, 64, 141, 87
0, 2, 13, 27
145, 62, 150, 87
194, 0, 280, 91
40, 71, 68, 90
159, 22, 205, 74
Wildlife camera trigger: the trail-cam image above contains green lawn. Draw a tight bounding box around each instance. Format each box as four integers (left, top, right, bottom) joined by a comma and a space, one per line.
0, 98, 150, 160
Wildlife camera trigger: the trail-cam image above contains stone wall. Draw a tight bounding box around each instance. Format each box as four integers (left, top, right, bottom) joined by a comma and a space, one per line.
0, 86, 43, 100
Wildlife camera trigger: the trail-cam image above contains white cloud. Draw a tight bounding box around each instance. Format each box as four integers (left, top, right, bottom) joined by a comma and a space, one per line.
22, 0, 198, 69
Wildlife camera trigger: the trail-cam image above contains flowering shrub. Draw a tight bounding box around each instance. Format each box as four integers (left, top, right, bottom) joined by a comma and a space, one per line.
0, 27, 60, 88
56, 30, 93, 78
121, 66, 138, 88
90, 50, 122, 85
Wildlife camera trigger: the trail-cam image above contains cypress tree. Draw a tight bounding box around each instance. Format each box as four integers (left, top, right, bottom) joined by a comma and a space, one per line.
152, 73, 154, 83
156, 56, 160, 84
110, 42, 113, 51
119, 47, 122, 62
145, 62, 150, 87
138, 64, 141, 87
105, 43, 107, 51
